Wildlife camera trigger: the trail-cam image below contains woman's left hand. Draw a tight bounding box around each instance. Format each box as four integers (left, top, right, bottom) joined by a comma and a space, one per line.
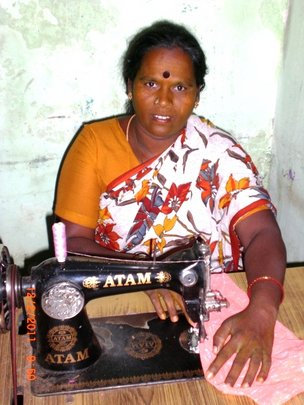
206, 304, 277, 387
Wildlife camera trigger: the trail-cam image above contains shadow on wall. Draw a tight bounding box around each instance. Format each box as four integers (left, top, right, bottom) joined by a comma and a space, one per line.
1, 114, 127, 275
22, 115, 123, 274
0, 214, 55, 275
21, 214, 55, 275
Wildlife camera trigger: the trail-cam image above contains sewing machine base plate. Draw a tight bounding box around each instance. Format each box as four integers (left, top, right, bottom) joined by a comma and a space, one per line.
31, 312, 203, 396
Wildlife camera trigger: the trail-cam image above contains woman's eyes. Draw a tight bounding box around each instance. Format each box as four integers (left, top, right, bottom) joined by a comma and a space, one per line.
175, 84, 186, 92
144, 82, 187, 91
145, 81, 157, 88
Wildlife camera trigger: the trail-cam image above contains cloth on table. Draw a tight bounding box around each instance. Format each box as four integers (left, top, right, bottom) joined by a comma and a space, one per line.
200, 273, 304, 405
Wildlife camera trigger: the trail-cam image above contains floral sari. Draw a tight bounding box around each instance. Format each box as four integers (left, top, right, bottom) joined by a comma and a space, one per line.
95, 115, 274, 272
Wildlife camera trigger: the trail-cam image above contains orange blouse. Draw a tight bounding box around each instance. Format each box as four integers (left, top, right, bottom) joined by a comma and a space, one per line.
54, 118, 139, 228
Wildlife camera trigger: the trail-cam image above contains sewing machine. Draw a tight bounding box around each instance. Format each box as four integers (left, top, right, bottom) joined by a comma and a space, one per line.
0, 225, 228, 401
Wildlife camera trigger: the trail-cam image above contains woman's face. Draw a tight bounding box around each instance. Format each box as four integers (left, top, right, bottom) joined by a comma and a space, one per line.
130, 47, 199, 140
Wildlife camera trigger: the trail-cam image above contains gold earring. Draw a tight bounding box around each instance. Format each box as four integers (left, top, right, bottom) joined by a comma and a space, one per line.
128, 92, 132, 100
194, 101, 199, 109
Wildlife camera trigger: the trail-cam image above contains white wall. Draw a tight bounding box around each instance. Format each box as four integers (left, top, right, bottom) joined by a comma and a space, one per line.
0, 0, 288, 265
268, 0, 304, 262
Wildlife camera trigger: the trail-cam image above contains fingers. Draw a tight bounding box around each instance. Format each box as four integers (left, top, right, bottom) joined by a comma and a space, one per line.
224, 348, 256, 387
225, 348, 271, 387
145, 290, 178, 322
172, 291, 196, 327
207, 344, 271, 387
256, 351, 271, 383
145, 290, 167, 320
207, 314, 273, 387
160, 290, 179, 322
239, 354, 261, 387
212, 318, 232, 354
206, 335, 235, 380
207, 338, 261, 387
145, 289, 198, 327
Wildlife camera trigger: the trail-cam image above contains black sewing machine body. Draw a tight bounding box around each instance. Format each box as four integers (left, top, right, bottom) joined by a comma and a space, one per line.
0, 239, 228, 397
22, 240, 211, 371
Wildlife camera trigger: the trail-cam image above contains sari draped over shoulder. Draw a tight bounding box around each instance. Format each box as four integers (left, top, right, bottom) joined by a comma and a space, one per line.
95, 115, 274, 272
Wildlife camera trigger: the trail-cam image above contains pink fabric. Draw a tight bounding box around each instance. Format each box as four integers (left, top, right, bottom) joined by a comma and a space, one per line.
200, 273, 304, 405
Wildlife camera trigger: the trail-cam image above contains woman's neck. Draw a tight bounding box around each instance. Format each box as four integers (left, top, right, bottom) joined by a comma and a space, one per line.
127, 116, 182, 163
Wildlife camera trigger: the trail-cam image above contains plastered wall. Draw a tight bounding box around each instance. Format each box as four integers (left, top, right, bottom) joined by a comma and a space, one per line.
0, 0, 289, 265
267, 0, 304, 262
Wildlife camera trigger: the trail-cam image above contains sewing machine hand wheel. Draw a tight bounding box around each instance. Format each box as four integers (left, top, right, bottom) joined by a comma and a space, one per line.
0, 244, 23, 405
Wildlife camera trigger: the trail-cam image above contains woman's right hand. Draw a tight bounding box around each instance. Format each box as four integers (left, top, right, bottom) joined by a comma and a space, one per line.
61, 219, 196, 326
145, 289, 196, 326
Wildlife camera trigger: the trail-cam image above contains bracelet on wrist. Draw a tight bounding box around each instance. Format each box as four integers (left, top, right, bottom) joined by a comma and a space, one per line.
247, 276, 284, 303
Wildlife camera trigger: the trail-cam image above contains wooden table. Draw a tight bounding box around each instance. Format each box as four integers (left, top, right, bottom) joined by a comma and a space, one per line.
0, 267, 303, 405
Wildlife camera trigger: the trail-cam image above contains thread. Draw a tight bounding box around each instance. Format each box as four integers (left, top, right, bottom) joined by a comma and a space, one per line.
52, 222, 67, 263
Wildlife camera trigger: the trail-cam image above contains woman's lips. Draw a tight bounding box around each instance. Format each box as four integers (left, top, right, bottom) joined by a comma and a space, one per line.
152, 114, 171, 122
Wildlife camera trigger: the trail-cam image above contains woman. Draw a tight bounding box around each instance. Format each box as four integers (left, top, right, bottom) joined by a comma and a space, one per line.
55, 21, 286, 388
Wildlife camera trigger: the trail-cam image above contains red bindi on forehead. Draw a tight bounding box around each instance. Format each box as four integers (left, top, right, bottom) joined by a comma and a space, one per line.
136, 48, 196, 85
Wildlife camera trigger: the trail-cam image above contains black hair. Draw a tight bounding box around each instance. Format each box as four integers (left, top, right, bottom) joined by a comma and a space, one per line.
122, 20, 208, 114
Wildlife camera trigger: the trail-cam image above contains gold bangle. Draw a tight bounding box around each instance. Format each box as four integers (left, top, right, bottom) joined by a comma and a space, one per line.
247, 276, 284, 303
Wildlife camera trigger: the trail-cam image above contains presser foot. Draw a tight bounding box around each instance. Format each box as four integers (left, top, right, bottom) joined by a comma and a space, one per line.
179, 326, 200, 354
